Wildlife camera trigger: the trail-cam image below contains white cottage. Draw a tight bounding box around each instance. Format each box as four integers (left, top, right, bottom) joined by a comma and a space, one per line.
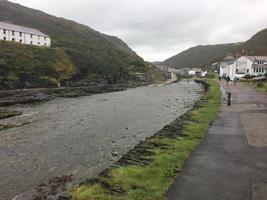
220, 56, 267, 80
0, 21, 51, 47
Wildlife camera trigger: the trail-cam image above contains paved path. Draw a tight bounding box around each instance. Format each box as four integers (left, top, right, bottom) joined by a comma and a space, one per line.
167, 81, 267, 200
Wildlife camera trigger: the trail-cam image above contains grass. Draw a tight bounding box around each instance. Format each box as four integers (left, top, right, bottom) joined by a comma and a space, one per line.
243, 81, 267, 93
71, 79, 221, 200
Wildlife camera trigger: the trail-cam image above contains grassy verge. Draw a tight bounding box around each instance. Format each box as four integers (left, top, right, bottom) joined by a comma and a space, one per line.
243, 81, 267, 93
71, 79, 221, 200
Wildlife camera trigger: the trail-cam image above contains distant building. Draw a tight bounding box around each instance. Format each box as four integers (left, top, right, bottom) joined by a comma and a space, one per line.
188, 68, 207, 77
0, 21, 51, 47
146, 65, 177, 81
220, 56, 267, 80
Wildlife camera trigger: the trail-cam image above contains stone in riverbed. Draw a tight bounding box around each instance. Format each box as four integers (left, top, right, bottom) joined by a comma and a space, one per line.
111, 151, 119, 156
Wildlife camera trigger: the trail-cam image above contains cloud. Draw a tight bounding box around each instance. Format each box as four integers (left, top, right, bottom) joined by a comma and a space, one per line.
8, 0, 267, 61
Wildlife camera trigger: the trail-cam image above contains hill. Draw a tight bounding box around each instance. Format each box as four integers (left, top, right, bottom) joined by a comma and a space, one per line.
241, 28, 267, 55
162, 43, 240, 69
0, 41, 75, 90
162, 27, 267, 69
0, 0, 147, 86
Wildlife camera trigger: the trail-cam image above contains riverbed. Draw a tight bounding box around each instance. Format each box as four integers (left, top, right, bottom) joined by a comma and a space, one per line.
0, 80, 203, 199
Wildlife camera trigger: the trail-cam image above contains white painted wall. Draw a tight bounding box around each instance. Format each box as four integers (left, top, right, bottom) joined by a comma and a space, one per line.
235, 56, 253, 75
0, 28, 51, 47
220, 56, 267, 80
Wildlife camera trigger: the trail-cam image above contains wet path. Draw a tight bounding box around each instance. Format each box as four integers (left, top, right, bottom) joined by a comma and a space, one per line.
0, 81, 202, 199
167, 81, 267, 200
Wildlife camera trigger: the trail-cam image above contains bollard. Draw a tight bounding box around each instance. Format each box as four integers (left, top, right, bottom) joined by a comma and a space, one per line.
227, 92, 231, 106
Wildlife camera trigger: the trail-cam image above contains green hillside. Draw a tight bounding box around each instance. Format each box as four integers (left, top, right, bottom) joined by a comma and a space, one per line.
0, 41, 75, 90
241, 28, 267, 55
162, 27, 267, 69
0, 0, 147, 86
162, 43, 240, 69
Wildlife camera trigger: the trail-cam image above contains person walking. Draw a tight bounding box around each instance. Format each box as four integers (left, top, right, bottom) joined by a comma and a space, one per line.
233, 76, 237, 85
226, 76, 230, 85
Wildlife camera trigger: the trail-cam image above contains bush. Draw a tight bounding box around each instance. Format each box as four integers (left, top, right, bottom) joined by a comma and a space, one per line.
257, 82, 264, 87
243, 74, 255, 79
205, 72, 216, 79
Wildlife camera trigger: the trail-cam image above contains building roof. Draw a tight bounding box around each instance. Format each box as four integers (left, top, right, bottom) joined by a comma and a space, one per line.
223, 55, 235, 61
190, 68, 202, 72
245, 56, 267, 62
0, 21, 49, 37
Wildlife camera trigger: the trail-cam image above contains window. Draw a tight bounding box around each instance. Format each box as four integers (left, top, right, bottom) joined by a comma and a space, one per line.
247, 69, 249, 73
31, 34, 33, 38
12, 38, 15, 41
38, 42, 40, 45
3, 37, 6, 40
12, 31, 15, 36
44, 36, 46, 41
3, 29, 6, 34
19, 32, 22, 37
30, 41, 33, 45
19, 39, 22, 43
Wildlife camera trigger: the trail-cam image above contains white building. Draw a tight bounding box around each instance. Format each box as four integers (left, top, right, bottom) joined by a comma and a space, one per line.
220, 56, 267, 80
0, 21, 51, 47
188, 68, 207, 77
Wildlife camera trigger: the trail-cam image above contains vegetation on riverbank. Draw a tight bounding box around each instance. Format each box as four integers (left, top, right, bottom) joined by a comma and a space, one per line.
0, 41, 75, 90
243, 81, 267, 93
71, 79, 221, 200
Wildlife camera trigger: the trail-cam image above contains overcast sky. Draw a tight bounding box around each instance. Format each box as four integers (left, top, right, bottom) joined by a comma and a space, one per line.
8, 0, 267, 61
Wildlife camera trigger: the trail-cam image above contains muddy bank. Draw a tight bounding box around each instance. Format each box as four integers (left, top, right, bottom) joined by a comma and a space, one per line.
0, 80, 202, 200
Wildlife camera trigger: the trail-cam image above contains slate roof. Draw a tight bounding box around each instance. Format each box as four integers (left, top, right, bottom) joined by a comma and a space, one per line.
0, 21, 48, 37
223, 56, 235, 61
246, 56, 267, 62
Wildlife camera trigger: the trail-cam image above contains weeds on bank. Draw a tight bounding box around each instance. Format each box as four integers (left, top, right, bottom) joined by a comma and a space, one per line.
244, 81, 267, 93
71, 79, 221, 200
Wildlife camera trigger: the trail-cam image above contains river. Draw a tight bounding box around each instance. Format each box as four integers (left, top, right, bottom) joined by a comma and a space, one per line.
0, 80, 203, 199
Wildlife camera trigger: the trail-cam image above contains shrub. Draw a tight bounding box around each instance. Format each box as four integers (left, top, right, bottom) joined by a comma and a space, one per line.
243, 74, 255, 79
257, 82, 264, 87
205, 72, 216, 79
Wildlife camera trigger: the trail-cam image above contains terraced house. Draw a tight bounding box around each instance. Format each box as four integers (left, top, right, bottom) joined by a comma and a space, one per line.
220, 55, 267, 80
0, 21, 51, 47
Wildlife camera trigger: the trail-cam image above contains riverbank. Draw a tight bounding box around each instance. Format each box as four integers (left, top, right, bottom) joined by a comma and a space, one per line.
0, 81, 151, 108
68, 79, 220, 200
1, 80, 200, 200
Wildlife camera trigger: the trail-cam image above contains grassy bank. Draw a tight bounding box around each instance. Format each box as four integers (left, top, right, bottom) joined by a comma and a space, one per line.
243, 81, 267, 93
71, 79, 221, 200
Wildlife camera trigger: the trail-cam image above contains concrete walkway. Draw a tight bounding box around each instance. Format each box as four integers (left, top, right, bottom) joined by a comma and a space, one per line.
167, 81, 267, 200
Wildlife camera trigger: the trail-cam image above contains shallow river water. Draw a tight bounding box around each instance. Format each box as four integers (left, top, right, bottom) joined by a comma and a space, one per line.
0, 80, 202, 199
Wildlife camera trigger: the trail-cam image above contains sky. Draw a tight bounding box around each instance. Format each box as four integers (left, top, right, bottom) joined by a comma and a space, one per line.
8, 0, 267, 61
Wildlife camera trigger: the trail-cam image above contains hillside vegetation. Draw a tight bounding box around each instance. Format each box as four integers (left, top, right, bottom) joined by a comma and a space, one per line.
162, 43, 240, 69
0, 0, 147, 87
0, 41, 75, 89
241, 28, 267, 55
162, 27, 267, 69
